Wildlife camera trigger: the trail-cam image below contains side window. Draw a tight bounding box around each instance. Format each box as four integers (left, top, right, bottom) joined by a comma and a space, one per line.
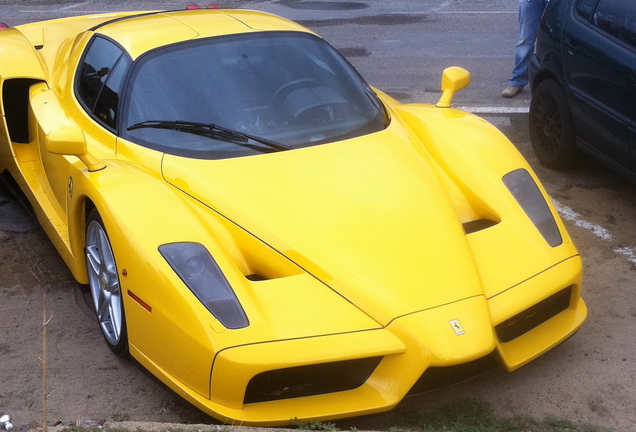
591, 0, 636, 49
575, 0, 598, 21
77, 37, 130, 129
94, 56, 131, 128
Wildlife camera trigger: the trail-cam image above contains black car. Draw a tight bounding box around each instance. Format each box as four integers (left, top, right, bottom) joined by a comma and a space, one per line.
529, 0, 636, 179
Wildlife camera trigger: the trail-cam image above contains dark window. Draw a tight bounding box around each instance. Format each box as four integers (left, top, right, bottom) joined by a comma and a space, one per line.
93, 55, 130, 128
591, 0, 636, 48
122, 32, 387, 159
575, 0, 599, 21
77, 37, 130, 129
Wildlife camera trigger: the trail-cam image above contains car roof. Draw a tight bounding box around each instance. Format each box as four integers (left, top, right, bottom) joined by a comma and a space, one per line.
95, 9, 315, 59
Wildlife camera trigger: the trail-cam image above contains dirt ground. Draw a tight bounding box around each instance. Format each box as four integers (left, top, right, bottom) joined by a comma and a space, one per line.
2, 121, 636, 432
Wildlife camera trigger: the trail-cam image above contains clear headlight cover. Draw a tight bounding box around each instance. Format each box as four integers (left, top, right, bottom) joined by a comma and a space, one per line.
159, 242, 249, 329
503, 169, 562, 247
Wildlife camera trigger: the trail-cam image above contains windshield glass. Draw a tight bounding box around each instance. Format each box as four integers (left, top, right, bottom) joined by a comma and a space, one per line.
122, 31, 387, 159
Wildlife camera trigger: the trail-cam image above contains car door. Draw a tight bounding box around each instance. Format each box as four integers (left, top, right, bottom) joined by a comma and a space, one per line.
562, 0, 636, 171
38, 36, 130, 221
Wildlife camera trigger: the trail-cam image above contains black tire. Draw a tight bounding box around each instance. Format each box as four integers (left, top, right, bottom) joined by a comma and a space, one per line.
529, 79, 577, 169
84, 208, 129, 357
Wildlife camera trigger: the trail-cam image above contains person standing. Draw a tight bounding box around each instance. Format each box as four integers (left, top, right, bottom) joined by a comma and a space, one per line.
502, 0, 549, 98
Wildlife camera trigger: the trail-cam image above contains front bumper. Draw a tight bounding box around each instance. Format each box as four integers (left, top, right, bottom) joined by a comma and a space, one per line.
489, 255, 586, 371
192, 255, 585, 425
130, 255, 585, 426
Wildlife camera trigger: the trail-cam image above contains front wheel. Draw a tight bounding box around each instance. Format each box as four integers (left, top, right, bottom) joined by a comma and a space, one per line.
85, 209, 128, 357
529, 79, 577, 169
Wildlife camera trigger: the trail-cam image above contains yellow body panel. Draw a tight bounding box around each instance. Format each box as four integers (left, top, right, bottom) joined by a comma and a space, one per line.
161, 124, 486, 326
0, 28, 46, 81
0, 9, 586, 425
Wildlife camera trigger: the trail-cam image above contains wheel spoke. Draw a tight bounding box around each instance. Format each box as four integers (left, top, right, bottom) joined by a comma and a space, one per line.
86, 244, 101, 275
97, 290, 111, 321
96, 228, 115, 270
109, 292, 123, 338
108, 275, 120, 294
533, 93, 563, 153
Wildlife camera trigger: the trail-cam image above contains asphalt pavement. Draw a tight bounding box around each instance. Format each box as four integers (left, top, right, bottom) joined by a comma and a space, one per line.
0, 0, 524, 108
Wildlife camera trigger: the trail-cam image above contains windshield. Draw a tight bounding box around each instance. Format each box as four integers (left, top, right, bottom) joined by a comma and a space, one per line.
122, 31, 388, 159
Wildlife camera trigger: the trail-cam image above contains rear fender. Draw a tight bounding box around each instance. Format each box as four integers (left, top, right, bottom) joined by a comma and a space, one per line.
0, 28, 46, 82
0, 28, 47, 168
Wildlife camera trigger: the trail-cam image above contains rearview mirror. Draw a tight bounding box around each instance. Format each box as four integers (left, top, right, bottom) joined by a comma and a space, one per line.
436, 67, 471, 108
44, 125, 105, 171
45, 125, 87, 155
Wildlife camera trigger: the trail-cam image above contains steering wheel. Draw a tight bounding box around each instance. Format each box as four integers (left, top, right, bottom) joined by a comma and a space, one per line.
271, 78, 321, 106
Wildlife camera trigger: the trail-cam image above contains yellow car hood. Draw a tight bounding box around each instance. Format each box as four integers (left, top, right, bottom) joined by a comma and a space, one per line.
162, 123, 483, 325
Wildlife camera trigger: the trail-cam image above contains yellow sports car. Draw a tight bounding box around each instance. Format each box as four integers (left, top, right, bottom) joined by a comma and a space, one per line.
0, 8, 586, 425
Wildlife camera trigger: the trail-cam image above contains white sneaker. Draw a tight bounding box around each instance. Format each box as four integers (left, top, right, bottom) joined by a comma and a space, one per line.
502, 85, 523, 98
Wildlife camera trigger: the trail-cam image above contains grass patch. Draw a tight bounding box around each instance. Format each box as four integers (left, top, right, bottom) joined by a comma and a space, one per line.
367, 399, 613, 432
56, 399, 613, 432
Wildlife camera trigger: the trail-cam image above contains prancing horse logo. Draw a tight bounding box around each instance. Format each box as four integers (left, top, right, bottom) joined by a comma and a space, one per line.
449, 319, 465, 335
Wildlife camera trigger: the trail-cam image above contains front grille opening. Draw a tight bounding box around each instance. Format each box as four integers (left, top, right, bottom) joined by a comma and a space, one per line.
407, 354, 499, 395
244, 356, 382, 404
496, 285, 573, 343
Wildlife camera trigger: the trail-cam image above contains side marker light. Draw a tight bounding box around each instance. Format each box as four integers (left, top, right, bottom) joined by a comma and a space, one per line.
128, 290, 152, 312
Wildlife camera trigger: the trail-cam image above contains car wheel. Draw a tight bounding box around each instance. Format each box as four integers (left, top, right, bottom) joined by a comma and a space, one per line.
85, 208, 128, 356
529, 79, 577, 169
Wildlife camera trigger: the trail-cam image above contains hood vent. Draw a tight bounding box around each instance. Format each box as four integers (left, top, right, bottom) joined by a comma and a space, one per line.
462, 219, 499, 234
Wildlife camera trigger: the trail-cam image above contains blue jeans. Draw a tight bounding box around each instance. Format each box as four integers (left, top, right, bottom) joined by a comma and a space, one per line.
508, 0, 549, 87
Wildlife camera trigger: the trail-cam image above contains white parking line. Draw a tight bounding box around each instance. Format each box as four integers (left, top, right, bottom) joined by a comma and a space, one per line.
57, 1, 95, 11
482, 116, 511, 127
458, 111, 636, 267
552, 199, 636, 267
553, 199, 613, 242
19, 10, 114, 13
9, 10, 522, 14
614, 247, 636, 266
431, 0, 455, 13
458, 106, 530, 114
434, 11, 518, 14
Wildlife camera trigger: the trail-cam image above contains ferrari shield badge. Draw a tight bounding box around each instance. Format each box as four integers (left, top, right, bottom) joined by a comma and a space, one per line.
67, 176, 74, 199
449, 319, 465, 335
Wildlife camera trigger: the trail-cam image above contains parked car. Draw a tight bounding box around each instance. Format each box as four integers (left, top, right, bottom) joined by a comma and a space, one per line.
0, 8, 586, 425
529, 0, 636, 178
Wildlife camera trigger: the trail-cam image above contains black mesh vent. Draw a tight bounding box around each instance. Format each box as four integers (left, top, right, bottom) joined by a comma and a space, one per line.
496, 286, 572, 343
407, 354, 498, 395
244, 356, 382, 404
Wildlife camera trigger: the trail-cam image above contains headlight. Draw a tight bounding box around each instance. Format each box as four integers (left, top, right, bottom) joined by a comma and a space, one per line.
503, 169, 562, 247
159, 242, 249, 329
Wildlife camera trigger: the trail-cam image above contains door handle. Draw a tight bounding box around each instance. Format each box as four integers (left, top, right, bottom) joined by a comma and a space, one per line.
565, 38, 580, 55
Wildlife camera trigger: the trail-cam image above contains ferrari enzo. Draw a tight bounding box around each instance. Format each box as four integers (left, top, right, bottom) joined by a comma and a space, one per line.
0, 8, 586, 425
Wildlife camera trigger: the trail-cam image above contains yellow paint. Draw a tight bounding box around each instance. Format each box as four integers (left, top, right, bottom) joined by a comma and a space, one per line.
0, 9, 586, 425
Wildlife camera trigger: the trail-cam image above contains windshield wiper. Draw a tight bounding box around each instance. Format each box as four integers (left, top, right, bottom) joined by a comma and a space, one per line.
127, 120, 291, 152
